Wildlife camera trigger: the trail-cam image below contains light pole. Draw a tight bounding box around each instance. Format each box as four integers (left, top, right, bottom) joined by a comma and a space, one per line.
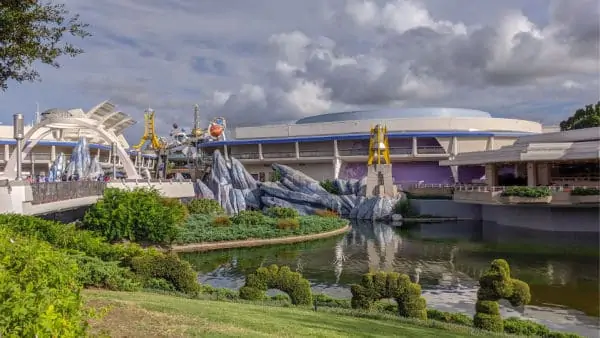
13, 114, 24, 181
111, 142, 117, 179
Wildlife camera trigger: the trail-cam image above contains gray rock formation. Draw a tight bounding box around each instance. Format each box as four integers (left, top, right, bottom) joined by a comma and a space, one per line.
196, 150, 402, 220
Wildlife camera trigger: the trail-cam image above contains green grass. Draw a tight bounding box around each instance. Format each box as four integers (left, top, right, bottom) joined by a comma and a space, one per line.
85, 290, 481, 337
175, 215, 347, 244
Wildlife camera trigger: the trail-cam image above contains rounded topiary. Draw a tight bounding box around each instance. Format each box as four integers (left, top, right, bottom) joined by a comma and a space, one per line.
186, 198, 225, 215
238, 264, 312, 305
474, 259, 532, 332
350, 271, 427, 320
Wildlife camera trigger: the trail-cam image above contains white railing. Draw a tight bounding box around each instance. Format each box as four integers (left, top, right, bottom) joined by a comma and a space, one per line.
454, 185, 598, 193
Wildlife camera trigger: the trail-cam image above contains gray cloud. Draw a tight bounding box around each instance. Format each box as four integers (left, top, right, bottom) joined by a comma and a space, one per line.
1, 0, 598, 140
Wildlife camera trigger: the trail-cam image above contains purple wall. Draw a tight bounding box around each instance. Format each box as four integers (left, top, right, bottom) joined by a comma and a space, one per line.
340, 161, 453, 184
388, 138, 412, 148
458, 165, 485, 183
416, 137, 441, 147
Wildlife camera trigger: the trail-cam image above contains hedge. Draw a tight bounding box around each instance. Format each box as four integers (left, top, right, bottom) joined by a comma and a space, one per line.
350, 271, 427, 320
239, 264, 312, 305
474, 259, 531, 332
186, 198, 225, 215
500, 186, 552, 198
571, 187, 600, 196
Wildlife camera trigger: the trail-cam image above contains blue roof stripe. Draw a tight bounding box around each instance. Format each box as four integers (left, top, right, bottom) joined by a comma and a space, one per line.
0, 139, 157, 158
199, 131, 535, 147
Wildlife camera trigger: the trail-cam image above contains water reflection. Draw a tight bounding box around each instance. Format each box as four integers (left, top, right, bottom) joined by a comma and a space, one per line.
180, 220, 599, 336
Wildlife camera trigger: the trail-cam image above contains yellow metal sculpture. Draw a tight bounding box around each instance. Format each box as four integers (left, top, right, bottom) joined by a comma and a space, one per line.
367, 124, 391, 165
132, 109, 165, 150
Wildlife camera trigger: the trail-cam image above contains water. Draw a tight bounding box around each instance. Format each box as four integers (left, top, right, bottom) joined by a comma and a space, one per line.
180, 221, 600, 337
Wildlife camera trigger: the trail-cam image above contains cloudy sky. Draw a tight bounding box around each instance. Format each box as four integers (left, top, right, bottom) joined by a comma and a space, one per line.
0, 0, 598, 141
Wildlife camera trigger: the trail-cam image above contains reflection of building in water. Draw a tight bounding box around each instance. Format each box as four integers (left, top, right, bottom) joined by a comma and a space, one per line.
366, 222, 402, 272
333, 238, 346, 284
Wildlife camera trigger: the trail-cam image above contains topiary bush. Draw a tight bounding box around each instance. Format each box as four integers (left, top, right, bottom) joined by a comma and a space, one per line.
0, 228, 87, 337
350, 271, 427, 320
266, 206, 299, 219
130, 252, 200, 295
276, 218, 300, 230
474, 259, 531, 332
231, 210, 266, 225
239, 264, 312, 305
186, 198, 225, 215
82, 187, 186, 244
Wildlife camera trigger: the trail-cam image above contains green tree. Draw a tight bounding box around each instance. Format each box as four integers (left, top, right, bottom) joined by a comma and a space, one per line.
0, 1, 90, 90
559, 102, 600, 131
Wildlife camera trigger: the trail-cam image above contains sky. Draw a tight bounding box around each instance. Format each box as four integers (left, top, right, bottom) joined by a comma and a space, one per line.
0, 0, 598, 142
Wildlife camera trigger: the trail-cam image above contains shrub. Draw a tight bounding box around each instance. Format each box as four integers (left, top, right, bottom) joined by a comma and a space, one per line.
232, 210, 266, 225
426, 309, 473, 326
270, 168, 282, 182
320, 180, 340, 194
266, 206, 299, 219
130, 252, 200, 295
394, 199, 415, 217
186, 198, 225, 215
82, 188, 185, 244
0, 229, 87, 337
571, 187, 600, 196
313, 294, 352, 309
315, 209, 340, 218
212, 216, 232, 227
277, 218, 300, 230
239, 264, 312, 305
503, 317, 550, 336
500, 186, 552, 198
350, 271, 427, 320
474, 259, 531, 332
73, 254, 140, 291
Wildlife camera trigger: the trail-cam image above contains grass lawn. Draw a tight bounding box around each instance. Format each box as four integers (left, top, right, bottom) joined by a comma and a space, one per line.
85, 290, 477, 337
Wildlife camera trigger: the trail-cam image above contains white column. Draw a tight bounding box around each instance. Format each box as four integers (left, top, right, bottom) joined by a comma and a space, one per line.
96, 148, 101, 157
450, 165, 459, 183
295, 142, 300, 159
333, 139, 339, 157
527, 162, 537, 186
412, 137, 417, 156
486, 136, 495, 151
451, 136, 459, 156
50, 145, 56, 161
258, 143, 263, 160
31, 152, 35, 176
134, 153, 138, 167
223, 145, 229, 160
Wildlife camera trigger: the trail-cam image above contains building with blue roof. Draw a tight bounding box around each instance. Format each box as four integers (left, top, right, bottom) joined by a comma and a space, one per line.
199, 107, 543, 184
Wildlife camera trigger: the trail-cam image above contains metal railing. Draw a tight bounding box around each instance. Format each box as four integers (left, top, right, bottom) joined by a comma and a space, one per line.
454, 185, 598, 193
30, 181, 107, 205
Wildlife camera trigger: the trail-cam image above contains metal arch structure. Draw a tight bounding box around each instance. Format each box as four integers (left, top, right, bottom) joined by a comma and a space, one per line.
132, 109, 165, 151
1, 114, 140, 180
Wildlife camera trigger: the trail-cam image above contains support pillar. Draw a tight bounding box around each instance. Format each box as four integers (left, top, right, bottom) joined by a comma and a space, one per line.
294, 142, 300, 159
486, 136, 495, 151
536, 162, 551, 186
50, 145, 56, 161
527, 162, 537, 186
450, 165, 459, 183
412, 137, 417, 156
223, 145, 229, 161
484, 164, 498, 186
451, 136, 459, 156
258, 143, 264, 160
3, 144, 9, 161
333, 139, 339, 157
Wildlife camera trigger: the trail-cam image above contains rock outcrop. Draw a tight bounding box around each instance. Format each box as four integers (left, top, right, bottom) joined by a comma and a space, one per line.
195, 150, 402, 221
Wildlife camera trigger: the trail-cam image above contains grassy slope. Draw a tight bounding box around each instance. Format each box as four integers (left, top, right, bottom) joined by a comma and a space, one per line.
85, 290, 474, 338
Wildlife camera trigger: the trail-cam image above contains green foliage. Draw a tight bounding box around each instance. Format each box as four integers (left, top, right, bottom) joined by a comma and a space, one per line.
232, 210, 267, 225
0, 2, 90, 90
502, 317, 550, 336
276, 218, 300, 230
500, 186, 552, 198
0, 229, 86, 337
212, 215, 232, 227
82, 188, 187, 244
314, 294, 352, 309
0, 214, 199, 295
314, 209, 340, 218
176, 214, 347, 244
426, 309, 473, 326
394, 199, 415, 217
571, 187, 600, 196
560, 102, 600, 131
187, 198, 225, 215
239, 264, 312, 305
474, 259, 531, 332
320, 179, 340, 194
270, 168, 282, 182
266, 206, 299, 219
130, 253, 200, 295
350, 271, 427, 320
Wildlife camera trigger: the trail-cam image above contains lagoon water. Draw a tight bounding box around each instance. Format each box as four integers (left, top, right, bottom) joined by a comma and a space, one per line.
180, 221, 600, 337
